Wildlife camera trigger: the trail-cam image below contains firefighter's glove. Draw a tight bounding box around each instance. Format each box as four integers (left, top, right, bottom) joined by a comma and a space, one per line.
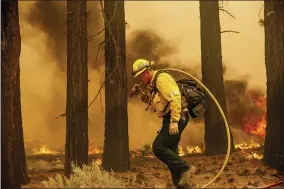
169, 122, 179, 135
140, 93, 150, 104
131, 84, 142, 97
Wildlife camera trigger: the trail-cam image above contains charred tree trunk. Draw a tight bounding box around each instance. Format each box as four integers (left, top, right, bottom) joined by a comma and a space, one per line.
65, 0, 89, 178
199, 1, 235, 155
263, 0, 284, 172
1, 1, 30, 188
102, 0, 130, 172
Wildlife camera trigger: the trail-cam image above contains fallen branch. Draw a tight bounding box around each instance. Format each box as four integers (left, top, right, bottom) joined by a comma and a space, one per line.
221, 30, 240, 34
219, 8, 235, 19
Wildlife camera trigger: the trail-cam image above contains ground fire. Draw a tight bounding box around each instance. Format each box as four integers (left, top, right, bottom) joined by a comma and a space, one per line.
25, 139, 264, 161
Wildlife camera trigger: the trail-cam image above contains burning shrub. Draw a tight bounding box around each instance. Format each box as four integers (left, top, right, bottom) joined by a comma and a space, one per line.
42, 161, 141, 188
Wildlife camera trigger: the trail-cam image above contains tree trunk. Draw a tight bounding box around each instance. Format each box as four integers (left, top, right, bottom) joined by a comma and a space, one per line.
263, 0, 284, 172
65, 0, 89, 178
199, 1, 235, 155
1, 1, 29, 188
102, 0, 130, 172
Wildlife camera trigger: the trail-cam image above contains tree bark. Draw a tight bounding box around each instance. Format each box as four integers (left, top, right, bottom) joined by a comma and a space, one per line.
102, 0, 130, 172
263, 0, 284, 172
65, 0, 89, 178
1, 1, 29, 188
199, 1, 235, 155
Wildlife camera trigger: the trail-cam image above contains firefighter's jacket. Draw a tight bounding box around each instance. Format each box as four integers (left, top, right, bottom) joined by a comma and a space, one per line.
150, 71, 182, 122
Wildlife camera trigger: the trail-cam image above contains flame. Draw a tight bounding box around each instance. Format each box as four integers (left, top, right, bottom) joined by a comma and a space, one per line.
243, 115, 266, 137
235, 140, 262, 150
26, 141, 263, 161
235, 140, 263, 160
95, 158, 102, 165
31, 141, 104, 155
88, 141, 103, 155
32, 145, 61, 155
178, 146, 202, 156
244, 152, 263, 160
242, 92, 266, 137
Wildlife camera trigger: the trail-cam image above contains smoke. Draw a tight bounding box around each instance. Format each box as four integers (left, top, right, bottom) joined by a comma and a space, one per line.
19, 1, 265, 152
26, 2, 66, 70
26, 1, 104, 70
19, 1, 106, 150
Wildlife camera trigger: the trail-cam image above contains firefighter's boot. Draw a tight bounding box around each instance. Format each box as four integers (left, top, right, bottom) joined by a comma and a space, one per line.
177, 165, 196, 187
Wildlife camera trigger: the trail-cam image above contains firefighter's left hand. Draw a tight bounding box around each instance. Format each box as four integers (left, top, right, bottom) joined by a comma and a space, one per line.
169, 122, 179, 135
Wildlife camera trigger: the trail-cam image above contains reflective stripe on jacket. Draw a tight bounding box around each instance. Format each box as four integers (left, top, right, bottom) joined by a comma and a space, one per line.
150, 71, 181, 122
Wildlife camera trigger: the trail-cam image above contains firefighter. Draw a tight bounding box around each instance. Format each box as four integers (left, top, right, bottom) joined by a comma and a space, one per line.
132, 59, 196, 187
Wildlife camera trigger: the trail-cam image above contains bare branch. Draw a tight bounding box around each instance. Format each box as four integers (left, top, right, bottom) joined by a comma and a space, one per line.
258, 3, 264, 20
92, 40, 105, 68
89, 3, 118, 40
54, 113, 66, 119
88, 66, 119, 108
89, 0, 120, 109
99, 0, 119, 63
92, 0, 117, 69
99, 70, 104, 113
55, 66, 119, 119
219, 8, 235, 19
221, 30, 240, 34
90, 28, 105, 38
55, 0, 122, 119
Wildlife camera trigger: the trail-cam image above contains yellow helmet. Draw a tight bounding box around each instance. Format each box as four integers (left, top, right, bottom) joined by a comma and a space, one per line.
132, 59, 155, 77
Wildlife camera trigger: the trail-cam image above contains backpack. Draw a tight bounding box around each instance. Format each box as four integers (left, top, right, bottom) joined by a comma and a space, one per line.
151, 70, 206, 118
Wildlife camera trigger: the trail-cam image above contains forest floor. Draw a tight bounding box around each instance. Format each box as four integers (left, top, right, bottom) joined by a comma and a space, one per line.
21, 147, 284, 189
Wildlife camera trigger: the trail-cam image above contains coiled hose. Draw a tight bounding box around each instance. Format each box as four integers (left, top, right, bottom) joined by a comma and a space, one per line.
162, 68, 231, 188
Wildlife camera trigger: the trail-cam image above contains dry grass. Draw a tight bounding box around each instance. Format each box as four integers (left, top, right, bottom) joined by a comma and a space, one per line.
42, 161, 149, 188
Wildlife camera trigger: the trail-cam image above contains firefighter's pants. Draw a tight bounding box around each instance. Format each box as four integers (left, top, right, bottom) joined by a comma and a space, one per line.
152, 112, 191, 186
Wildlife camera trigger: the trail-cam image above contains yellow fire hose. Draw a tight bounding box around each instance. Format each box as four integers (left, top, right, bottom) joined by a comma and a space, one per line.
161, 68, 231, 188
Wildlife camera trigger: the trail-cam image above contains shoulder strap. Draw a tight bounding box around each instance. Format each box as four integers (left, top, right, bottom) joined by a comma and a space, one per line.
152, 70, 169, 92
